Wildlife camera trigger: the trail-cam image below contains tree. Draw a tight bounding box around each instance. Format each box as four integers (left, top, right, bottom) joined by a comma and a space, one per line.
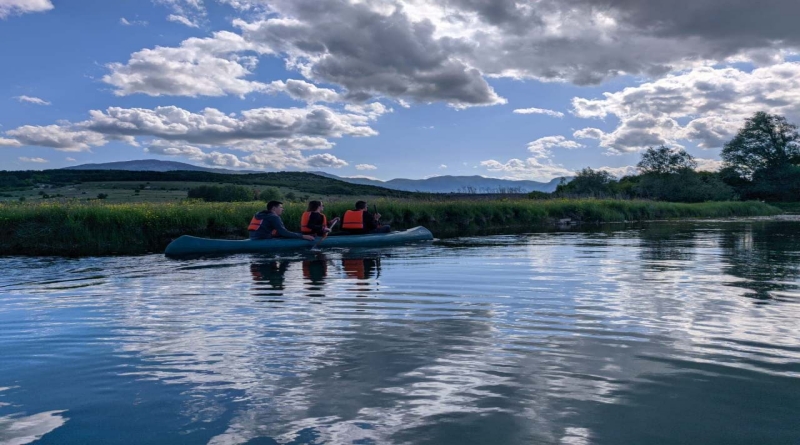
635, 169, 734, 202
637, 146, 697, 174
555, 167, 616, 197
258, 187, 282, 201
187, 185, 252, 202
721, 112, 800, 178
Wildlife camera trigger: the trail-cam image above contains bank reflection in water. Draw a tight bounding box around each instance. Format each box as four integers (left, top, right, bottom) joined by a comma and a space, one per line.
718, 220, 800, 301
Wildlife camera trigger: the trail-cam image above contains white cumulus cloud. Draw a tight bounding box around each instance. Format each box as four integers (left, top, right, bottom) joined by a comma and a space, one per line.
120, 17, 148, 26
571, 63, 800, 152
14, 95, 50, 105
0, 0, 53, 18
18, 156, 48, 163
103, 31, 270, 97
306, 153, 348, 168
0, 138, 22, 147
573, 128, 604, 140
146, 140, 251, 169
480, 158, 574, 182
167, 14, 199, 28
264, 79, 342, 103
5, 125, 108, 152
355, 164, 377, 170
513, 107, 564, 118
527, 136, 583, 157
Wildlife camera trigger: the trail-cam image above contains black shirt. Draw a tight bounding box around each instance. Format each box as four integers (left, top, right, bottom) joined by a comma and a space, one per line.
307, 212, 327, 236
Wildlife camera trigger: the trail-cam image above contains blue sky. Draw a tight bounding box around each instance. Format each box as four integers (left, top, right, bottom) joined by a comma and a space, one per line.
1, 0, 798, 181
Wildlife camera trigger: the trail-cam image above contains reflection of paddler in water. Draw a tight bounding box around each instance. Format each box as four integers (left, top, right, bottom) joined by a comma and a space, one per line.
302, 255, 329, 284
342, 256, 382, 307
342, 257, 381, 280
250, 260, 291, 290
302, 253, 329, 299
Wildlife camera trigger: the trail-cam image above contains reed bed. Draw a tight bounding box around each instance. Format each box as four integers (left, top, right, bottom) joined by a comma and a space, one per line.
0, 199, 782, 256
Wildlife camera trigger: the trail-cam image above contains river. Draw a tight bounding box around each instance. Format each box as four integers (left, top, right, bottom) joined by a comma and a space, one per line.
1, 217, 799, 444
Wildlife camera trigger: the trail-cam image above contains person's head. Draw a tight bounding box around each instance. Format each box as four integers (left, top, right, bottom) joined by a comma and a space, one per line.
355, 200, 367, 210
267, 200, 284, 214
307, 200, 322, 212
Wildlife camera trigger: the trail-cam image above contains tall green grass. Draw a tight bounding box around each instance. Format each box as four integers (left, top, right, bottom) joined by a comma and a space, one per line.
0, 199, 782, 256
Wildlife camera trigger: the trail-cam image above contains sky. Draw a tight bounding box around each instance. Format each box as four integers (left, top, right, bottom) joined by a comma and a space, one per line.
1, 0, 799, 181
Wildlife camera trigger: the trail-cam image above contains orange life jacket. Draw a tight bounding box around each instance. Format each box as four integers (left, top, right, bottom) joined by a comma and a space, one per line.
248, 215, 277, 236
248, 216, 263, 231
300, 211, 328, 234
342, 209, 365, 230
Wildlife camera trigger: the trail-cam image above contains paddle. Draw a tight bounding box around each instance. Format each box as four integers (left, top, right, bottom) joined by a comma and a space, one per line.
309, 218, 339, 251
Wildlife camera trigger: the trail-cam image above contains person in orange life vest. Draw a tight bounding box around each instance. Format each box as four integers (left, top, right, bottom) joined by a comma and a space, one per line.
248, 200, 315, 241
341, 200, 390, 234
301, 201, 340, 236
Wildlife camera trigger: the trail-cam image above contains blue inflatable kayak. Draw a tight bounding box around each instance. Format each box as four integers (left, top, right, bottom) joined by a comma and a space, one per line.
165, 226, 434, 257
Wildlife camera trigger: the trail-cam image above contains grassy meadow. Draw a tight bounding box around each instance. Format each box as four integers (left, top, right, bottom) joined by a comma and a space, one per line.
0, 180, 358, 204
0, 198, 782, 256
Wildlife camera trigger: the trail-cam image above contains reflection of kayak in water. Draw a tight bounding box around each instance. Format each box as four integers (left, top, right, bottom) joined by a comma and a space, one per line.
165, 226, 433, 257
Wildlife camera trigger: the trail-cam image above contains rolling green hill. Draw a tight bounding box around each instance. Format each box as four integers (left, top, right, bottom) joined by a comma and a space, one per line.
0, 169, 414, 198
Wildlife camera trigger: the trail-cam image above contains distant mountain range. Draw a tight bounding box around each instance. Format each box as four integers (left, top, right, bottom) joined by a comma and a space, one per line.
63, 159, 247, 174
65, 159, 567, 193
312, 172, 565, 193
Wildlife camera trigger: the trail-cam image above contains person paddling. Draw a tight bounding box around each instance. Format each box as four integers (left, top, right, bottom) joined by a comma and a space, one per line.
301, 201, 340, 237
248, 200, 315, 241
342, 200, 390, 234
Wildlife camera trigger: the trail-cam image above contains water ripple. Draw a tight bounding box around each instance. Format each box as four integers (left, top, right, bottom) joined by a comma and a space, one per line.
1, 218, 800, 444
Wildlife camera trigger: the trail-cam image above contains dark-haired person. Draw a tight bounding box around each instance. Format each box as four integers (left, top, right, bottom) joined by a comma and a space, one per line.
341, 200, 390, 235
301, 200, 340, 237
248, 200, 315, 241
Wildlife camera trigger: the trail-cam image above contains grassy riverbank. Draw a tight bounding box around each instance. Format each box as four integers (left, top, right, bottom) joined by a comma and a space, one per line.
0, 199, 782, 256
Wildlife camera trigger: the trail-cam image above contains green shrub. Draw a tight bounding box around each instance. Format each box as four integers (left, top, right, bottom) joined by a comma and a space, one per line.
187, 185, 253, 202
258, 187, 282, 202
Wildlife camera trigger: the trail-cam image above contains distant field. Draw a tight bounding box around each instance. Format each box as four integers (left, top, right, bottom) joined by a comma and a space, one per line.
0, 181, 400, 204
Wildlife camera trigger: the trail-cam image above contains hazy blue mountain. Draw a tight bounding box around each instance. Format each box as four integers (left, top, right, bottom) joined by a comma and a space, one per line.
314, 172, 567, 193
63, 159, 567, 193
63, 159, 251, 174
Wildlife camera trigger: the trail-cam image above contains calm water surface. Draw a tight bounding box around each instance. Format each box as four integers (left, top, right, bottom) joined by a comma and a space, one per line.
2, 217, 800, 444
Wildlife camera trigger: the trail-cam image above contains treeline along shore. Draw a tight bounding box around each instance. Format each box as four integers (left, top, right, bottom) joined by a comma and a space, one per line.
0, 199, 781, 256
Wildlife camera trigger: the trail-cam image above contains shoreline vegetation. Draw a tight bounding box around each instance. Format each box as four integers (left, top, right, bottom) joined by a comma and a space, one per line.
0, 199, 782, 256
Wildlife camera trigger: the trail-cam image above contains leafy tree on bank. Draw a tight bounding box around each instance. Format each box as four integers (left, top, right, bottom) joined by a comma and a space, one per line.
555, 168, 616, 197
633, 146, 733, 202
721, 112, 800, 201
635, 169, 735, 202
637, 146, 697, 174
721, 112, 800, 178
